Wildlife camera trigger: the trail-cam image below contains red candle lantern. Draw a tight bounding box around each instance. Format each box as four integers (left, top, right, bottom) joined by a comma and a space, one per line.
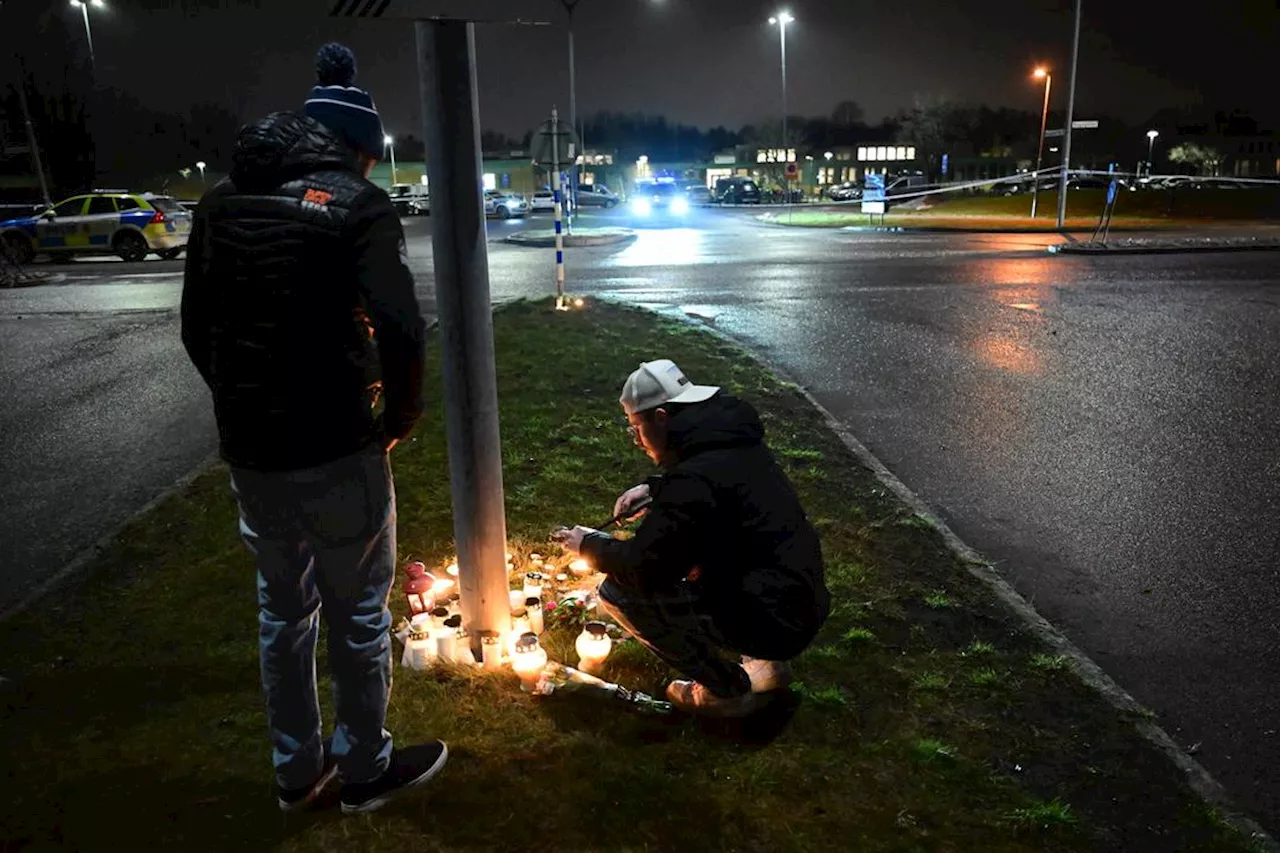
403, 561, 434, 616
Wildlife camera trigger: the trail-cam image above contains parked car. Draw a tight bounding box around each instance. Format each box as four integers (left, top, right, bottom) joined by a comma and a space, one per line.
713, 177, 761, 204
826, 182, 862, 201
388, 183, 430, 216
484, 190, 528, 219
574, 184, 620, 208
683, 183, 714, 205
531, 190, 576, 213
0, 191, 192, 264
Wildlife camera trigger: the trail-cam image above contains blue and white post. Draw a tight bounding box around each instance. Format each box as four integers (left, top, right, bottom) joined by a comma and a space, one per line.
551, 108, 567, 310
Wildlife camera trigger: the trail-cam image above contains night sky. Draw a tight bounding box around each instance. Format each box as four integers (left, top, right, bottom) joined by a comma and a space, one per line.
15, 0, 1280, 138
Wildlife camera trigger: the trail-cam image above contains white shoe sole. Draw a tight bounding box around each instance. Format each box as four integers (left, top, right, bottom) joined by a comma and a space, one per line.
340, 743, 449, 815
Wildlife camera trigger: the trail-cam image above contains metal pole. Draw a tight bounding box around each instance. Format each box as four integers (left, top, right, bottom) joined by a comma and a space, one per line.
14, 58, 53, 209
415, 19, 511, 651
388, 141, 398, 185
1056, 0, 1082, 229
1031, 73, 1051, 219
1147, 134, 1156, 176
551, 107, 566, 308
564, 0, 579, 228
81, 4, 96, 78
779, 19, 788, 202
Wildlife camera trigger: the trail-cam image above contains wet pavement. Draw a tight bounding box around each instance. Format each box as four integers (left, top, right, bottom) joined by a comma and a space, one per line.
2, 207, 1277, 830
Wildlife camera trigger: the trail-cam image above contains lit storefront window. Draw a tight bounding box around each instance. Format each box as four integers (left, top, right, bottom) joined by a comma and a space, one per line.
875, 146, 887, 160
857, 147, 867, 161
896, 146, 907, 160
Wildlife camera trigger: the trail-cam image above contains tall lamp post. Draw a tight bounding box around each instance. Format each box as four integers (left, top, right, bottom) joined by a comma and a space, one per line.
1056, 0, 1083, 229
1031, 67, 1052, 219
559, 0, 582, 218
69, 0, 104, 77
195, 160, 206, 187
1146, 129, 1159, 178
768, 11, 794, 194
384, 134, 398, 185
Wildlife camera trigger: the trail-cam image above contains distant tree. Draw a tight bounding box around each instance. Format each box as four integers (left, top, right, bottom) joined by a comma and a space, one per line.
1167, 142, 1223, 176
481, 129, 521, 153
893, 96, 970, 178
830, 100, 864, 127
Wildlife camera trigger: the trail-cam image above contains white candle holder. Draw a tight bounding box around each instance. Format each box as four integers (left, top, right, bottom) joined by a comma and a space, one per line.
510, 632, 548, 691
576, 621, 612, 675
480, 631, 502, 671
525, 597, 544, 635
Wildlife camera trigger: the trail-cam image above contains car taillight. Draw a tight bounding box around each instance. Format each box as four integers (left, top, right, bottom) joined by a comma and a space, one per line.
149, 208, 167, 224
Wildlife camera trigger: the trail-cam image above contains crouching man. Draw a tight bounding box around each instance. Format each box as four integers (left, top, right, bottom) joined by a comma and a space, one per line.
554, 359, 830, 717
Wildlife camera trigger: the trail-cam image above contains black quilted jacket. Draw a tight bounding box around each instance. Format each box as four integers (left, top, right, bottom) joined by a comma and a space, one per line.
583, 394, 830, 660
181, 112, 425, 471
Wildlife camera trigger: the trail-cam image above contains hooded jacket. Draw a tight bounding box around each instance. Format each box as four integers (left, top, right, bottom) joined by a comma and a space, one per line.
582, 394, 830, 659
181, 112, 425, 471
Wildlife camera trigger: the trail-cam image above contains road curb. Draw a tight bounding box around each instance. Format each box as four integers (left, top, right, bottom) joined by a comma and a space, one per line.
636, 298, 1278, 853
1049, 242, 1280, 255
504, 229, 637, 248
0, 451, 222, 625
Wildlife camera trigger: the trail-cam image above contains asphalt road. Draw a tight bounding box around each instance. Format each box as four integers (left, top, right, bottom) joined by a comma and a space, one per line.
2, 206, 1278, 831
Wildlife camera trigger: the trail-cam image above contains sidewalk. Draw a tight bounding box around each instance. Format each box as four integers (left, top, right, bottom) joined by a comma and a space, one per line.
0, 299, 1268, 852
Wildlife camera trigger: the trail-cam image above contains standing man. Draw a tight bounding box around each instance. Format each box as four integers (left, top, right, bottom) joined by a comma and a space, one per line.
555, 360, 829, 717
181, 43, 445, 815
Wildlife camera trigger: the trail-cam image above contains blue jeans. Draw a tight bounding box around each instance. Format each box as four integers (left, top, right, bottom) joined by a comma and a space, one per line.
230, 444, 396, 789
598, 577, 751, 698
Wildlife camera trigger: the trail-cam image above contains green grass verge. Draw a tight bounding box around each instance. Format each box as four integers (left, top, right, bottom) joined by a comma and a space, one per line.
770, 188, 1280, 230
0, 299, 1259, 852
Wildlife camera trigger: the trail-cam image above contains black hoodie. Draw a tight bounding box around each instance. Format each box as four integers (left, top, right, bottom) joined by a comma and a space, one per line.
181, 112, 425, 471
583, 394, 830, 660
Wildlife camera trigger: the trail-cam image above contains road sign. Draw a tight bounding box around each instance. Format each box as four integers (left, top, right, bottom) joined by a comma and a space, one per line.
530, 118, 580, 167
328, 0, 548, 21
861, 201, 886, 215
1046, 120, 1097, 138
784, 162, 799, 180
863, 172, 885, 202
941, 153, 949, 176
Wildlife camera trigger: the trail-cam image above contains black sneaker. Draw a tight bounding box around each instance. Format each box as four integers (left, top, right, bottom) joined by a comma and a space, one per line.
340, 741, 449, 815
277, 741, 339, 812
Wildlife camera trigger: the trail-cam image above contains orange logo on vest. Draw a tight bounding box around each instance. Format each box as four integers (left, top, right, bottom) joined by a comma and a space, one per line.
303, 189, 333, 206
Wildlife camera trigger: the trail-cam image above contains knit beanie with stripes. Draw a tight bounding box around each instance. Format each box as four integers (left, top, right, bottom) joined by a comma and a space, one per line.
303, 43, 384, 158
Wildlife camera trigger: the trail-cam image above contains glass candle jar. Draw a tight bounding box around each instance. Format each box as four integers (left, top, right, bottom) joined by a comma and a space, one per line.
575, 620, 612, 675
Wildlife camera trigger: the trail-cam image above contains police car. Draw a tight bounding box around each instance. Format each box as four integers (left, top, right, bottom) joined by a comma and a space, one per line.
0, 191, 193, 264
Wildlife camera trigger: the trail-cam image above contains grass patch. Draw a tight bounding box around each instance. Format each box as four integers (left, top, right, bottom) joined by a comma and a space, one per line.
923, 589, 953, 609
0, 299, 1257, 852
1004, 797, 1077, 830
969, 668, 1003, 687
1030, 653, 1073, 673
842, 626, 877, 645
962, 639, 998, 657
769, 188, 1280, 230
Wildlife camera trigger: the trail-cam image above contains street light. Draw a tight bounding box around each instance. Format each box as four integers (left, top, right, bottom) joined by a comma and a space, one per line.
1146, 129, 1159, 178
768, 11, 794, 196
195, 160, 206, 186
384, 134, 398, 185
1030, 67, 1052, 219
69, 0, 105, 77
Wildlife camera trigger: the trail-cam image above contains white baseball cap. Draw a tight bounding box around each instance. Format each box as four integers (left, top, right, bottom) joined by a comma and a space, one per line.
619, 359, 720, 415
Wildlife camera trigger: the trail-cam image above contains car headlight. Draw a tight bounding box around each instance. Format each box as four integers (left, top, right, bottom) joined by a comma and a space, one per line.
670, 197, 690, 215
632, 199, 652, 216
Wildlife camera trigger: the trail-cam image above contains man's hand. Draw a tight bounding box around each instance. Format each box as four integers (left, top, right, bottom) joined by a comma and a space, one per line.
551, 525, 599, 555
613, 484, 651, 522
